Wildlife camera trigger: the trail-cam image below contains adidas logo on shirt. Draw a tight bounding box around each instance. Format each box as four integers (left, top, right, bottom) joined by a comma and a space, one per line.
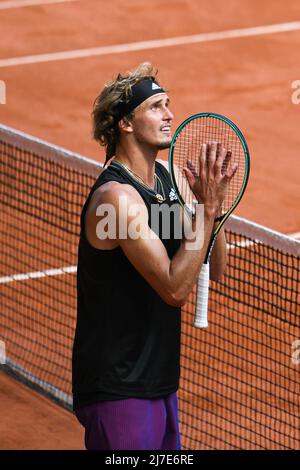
169, 188, 178, 201
152, 82, 161, 91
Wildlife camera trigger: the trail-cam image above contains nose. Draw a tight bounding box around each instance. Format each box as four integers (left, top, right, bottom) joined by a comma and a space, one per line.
164, 106, 174, 121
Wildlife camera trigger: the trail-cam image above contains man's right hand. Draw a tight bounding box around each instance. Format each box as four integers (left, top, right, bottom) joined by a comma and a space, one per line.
183, 142, 238, 216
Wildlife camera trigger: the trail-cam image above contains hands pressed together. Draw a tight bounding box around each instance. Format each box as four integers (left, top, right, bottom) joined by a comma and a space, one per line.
183, 142, 238, 217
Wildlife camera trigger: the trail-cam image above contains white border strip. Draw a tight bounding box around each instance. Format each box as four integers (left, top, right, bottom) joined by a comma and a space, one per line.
0, 0, 77, 10
289, 231, 300, 240
227, 239, 254, 250
0, 123, 102, 176
0, 266, 77, 284
226, 215, 300, 257
0, 21, 300, 67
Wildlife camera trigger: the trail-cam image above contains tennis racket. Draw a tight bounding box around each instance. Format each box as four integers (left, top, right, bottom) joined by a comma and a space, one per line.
168, 113, 250, 328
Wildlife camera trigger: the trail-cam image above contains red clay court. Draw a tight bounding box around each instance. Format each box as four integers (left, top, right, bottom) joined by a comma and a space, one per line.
0, 0, 299, 450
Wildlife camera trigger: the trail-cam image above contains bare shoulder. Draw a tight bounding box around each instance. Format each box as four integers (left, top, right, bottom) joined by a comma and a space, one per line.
88, 180, 144, 211
85, 181, 146, 250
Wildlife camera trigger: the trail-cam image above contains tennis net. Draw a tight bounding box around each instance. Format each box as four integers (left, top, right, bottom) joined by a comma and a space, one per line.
0, 124, 299, 449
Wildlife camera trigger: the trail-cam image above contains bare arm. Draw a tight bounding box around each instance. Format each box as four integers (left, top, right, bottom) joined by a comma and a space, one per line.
209, 226, 227, 281
157, 158, 228, 282
183, 143, 237, 282
86, 183, 216, 307
86, 143, 236, 307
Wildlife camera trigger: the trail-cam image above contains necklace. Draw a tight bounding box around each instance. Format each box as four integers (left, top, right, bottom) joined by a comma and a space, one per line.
154, 173, 166, 203
113, 159, 166, 203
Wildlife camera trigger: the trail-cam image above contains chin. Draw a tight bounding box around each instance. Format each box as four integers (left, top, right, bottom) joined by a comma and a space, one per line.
157, 138, 172, 150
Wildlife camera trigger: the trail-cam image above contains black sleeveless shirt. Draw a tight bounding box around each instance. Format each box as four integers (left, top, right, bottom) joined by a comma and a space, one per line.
72, 160, 182, 410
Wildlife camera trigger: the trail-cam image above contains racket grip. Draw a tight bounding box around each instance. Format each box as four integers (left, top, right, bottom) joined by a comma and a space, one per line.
194, 263, 210, 328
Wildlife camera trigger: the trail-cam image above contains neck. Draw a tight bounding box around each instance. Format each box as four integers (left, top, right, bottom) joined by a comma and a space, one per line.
115, 142, 158, 188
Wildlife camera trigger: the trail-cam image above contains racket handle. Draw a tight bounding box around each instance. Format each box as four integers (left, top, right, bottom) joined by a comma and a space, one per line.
194, 263, 210, 328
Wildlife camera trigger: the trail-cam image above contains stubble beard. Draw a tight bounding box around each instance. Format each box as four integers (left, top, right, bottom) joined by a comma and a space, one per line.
156, 136, 172, 150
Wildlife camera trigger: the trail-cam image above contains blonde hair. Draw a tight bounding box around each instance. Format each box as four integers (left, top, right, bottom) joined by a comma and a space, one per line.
92, 62, 161, 163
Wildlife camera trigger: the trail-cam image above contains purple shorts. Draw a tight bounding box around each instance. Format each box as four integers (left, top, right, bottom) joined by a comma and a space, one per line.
75, 392, 181, 450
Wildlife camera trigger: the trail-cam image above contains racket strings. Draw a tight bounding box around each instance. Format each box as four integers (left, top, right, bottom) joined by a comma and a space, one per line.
173, 117, 246, 214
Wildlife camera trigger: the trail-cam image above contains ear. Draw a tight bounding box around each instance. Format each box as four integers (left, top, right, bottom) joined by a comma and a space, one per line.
118, 117, 134, 134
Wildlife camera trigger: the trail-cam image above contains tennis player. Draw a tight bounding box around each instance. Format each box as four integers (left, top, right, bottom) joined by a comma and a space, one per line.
72, 62, 236, 450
